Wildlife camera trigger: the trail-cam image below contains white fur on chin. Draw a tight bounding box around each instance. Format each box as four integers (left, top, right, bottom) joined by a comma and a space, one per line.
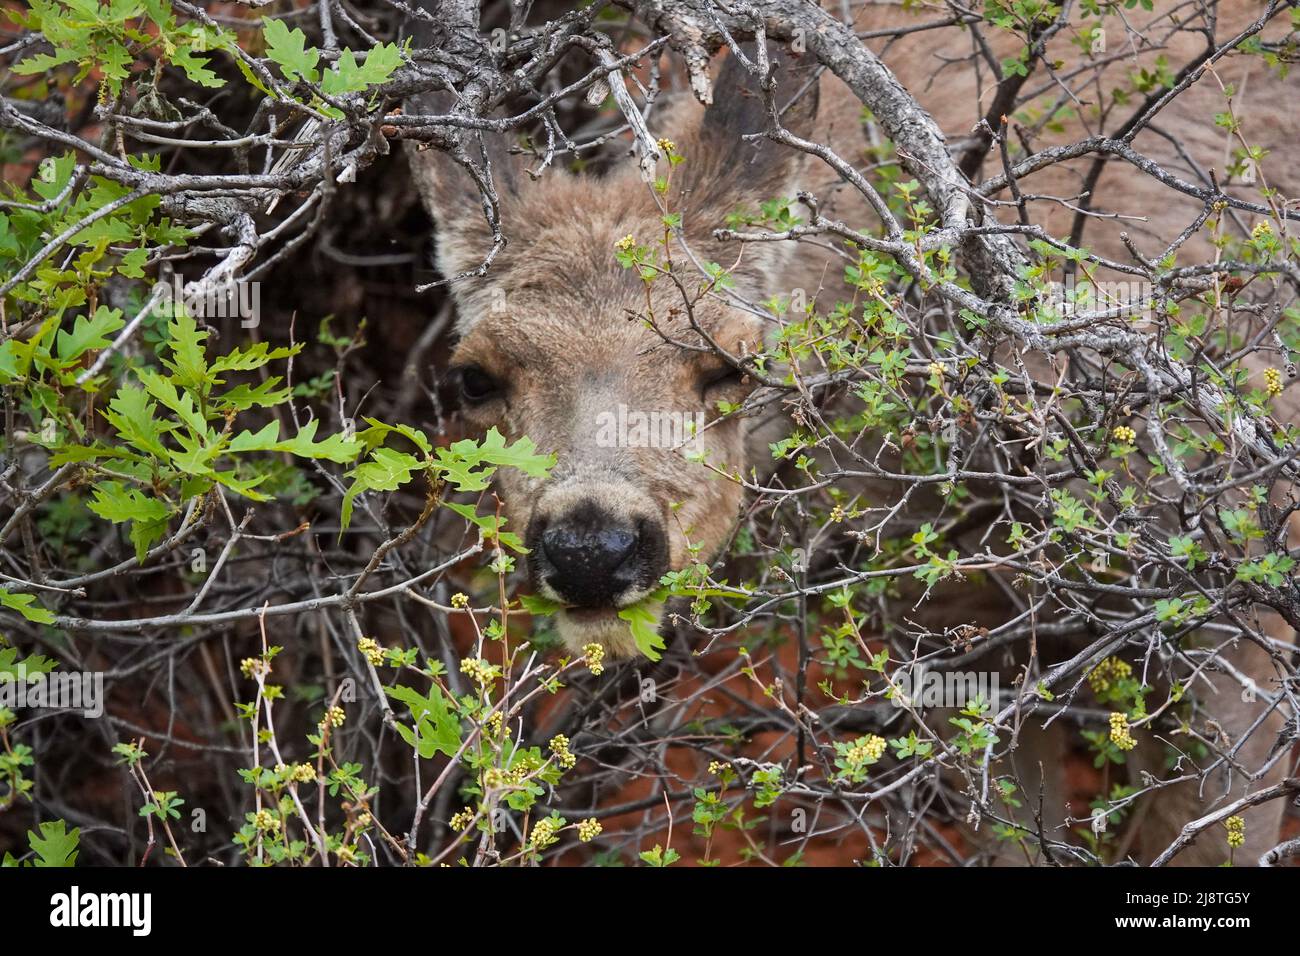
556, 609, 649, 660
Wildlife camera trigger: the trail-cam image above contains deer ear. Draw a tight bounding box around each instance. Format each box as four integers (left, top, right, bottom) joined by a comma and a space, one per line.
674, 44, 820, 227
404, 90, 522, 284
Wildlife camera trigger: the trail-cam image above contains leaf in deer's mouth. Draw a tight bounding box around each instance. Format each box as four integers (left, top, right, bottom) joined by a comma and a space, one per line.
617, 597, 666, 661
518, 592, 665, 663
518, 593, 565, 616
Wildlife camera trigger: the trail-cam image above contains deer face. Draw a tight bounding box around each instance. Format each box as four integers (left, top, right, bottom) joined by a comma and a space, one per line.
449, 252, 759, 654
407, 50, 817, 655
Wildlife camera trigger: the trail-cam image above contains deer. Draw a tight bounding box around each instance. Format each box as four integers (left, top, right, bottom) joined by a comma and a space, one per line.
403, 1, 1297, 865
403, 42, 822, 659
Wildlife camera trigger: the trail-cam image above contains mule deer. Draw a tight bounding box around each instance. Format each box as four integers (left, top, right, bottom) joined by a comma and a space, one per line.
406, 40, 821, 657
405, 0, 1297, 864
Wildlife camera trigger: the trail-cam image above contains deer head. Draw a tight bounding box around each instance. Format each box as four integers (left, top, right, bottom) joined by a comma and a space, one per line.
407, 48, 818, 655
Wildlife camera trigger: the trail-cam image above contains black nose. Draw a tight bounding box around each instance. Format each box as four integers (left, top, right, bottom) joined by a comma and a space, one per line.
531, 505, 665, 607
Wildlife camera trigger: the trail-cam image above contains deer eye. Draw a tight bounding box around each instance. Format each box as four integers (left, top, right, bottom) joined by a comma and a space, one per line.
457, 364, 502, 404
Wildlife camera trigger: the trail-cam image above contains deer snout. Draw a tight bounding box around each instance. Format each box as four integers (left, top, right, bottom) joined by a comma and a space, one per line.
529, 503, 666, 608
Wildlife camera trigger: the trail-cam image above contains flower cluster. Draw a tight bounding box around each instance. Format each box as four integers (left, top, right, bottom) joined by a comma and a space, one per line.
460, 657, 495, 685
450, 808, 474, 832
835, 734, 887, 782
357, 636, 383, 667
1265, 367, 1283, 397
240, 657, 269, 680
1112, 425, 1137, 444
851, 735, 887, 762
276, 762, 317, 784
450, 592, 470, 609
1108, 712, 1136, 751
549, 734, 577, 769
319, 706, 346, 730
577, 817, 602, 842
1226, 815, 1245, 848
583, 642, 605, 676
529, 816, 560, 850
1088, 656, 1132, 696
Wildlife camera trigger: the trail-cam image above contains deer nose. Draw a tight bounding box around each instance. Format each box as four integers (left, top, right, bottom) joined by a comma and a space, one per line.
542, 524, 636, 587
532, 506, 665, 607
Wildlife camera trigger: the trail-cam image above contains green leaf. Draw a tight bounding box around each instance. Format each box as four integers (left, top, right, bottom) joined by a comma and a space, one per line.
638, 844, 680, 867
519, 593, 564, 616
443, 502, 528, 553
340, 447, 423, 534
136, 368, 209, 438
0, 591, 55, 625
262, 17, 319, 84
320, 44, 402, 95
433, 427, 554, 493
215, 377, 293, 412
159, 311, 210, 391
618, 597, 666, 661
171, 45, 222, 88
11, 51, 78, 78
30, 152, 76, 203
55, 306, 124, 363
102, 384, 171, 459
387, 684, 461, 759
0, 646, 59, 678
228, 418, 360, 464
118, 246, 149, 278
87, 481, 173, 561
209, 468, 270, 501
355, 418, 432, 456
210, 341, 300, 374
28, 820, 79, 867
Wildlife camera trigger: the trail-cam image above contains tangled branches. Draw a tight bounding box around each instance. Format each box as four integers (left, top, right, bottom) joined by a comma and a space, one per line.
0, 0, 1297, 868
